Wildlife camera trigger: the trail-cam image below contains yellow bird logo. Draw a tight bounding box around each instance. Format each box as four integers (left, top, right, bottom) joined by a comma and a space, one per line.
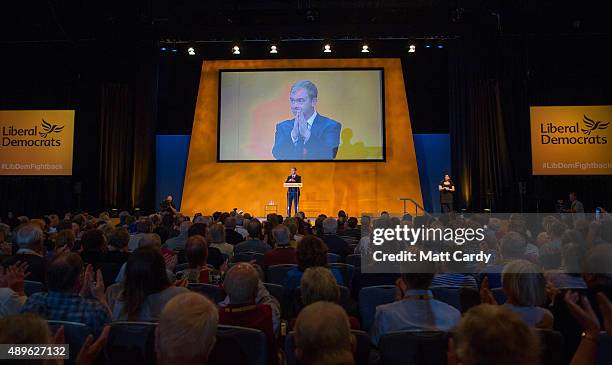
582, 115, 609, 135
39, 119, 65, 138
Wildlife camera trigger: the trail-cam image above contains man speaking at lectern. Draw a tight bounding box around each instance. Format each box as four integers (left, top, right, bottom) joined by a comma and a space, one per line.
272, 80, 342, 160
286, 167, 301, 217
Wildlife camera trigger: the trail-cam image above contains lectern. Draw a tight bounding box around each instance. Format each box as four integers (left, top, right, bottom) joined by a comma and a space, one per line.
283, 183, 303, 188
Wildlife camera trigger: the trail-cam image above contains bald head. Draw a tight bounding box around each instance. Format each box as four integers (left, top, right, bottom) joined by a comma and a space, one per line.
156, 293, 218, 365
223, 263, 259, 304
294, 302, 354, 365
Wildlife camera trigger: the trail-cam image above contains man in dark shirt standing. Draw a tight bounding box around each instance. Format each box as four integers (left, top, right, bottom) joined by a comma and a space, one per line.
286, 167, 301, 217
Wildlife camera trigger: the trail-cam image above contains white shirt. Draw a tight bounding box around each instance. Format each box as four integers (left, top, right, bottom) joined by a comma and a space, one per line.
0, 288, 27, 317
291, 111, 318, 144
370, 289, 461, 345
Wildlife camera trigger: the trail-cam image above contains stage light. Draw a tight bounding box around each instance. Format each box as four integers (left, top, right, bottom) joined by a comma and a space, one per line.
323, 44, 332, 53
408, 44, 416, 53
425, 43, 431, 49
232, 45, 241, 55
361, 44, 370, 53
187, 47, 195, 55
160, 46, 167, 51
437, 42, 444, 49
171, 48, 177, 53
270, 45, 278, 54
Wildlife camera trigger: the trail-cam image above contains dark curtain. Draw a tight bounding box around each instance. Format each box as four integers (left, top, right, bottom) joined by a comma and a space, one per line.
448, 37, 513, 211
98, 44, 157, 212
449, 34, 612, 212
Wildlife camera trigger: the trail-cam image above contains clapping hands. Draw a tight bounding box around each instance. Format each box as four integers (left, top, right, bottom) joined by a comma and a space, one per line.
0, 261, 29, 295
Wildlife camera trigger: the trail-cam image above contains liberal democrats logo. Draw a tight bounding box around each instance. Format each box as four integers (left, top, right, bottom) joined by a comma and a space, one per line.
39, 119, 64, 138
582, 115, 610, 135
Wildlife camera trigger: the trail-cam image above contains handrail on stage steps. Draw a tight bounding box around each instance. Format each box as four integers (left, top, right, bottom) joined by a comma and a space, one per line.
399, 197, 433, 218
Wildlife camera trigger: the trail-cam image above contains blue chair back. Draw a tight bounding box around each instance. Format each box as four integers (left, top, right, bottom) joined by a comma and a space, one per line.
346, 254, 361, 268
263, 282, 288, 318
358, 285, 396, 331
188, 283, 226, 303
47, 320, 92, 364
208, 325, 267, 365
379, 330, 448, 365
430, 286, 461, 310
491, 287, 507, 304
266, 264, 297, 286
329, 263, 355, 286
104, 321, 157, 365
285, 330, 370, 365
24, 280, 44, 296
327, 252, 341, 263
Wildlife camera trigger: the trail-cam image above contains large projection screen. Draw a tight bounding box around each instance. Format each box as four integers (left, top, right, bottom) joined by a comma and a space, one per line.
218, 69, 385, 162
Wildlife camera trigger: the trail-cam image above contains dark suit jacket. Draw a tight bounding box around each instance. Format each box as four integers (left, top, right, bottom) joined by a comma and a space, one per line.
225, 229, 244, 246
272, 114, 341, 160
3, 253, 47, 284
321, 234, 351, 257
285, 174, 301, 194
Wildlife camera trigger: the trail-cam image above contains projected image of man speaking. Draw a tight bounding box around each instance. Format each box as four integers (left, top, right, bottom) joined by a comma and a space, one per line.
272, 80, 342, 160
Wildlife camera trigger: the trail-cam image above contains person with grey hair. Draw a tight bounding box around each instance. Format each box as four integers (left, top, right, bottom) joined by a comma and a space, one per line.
164, 220, 192, 251
271, 79, 342, 160
321, 217, 351, 257
2, 224, 46, 283
218, 263, 280, 357
263, 225, 297, 267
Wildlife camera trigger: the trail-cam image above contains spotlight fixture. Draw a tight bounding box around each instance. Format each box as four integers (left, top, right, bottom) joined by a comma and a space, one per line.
408, 44, 416, 53
232, 45, 241, 55
361, 44, 370, 53
425, 43, 432, 49
270, 45, 278, 54
323, 44, 332, 53
171, 48, 177, 53
187, 47, 195, 55
160, 46, 167, 51
436, 42, 444, 49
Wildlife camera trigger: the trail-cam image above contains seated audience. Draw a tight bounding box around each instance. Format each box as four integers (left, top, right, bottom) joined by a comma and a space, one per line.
320, 218, 351, 257
285, 235, 345, 290
0, 262, 28, 316
177, 235, 222, 284
218, 262, 280, 361
431, 258, 478, 289
49, 229, 76, 258
370, 271, 461, 345
103, 227, 130, 264
208, 222, 234, 259
156, 292, 218, 365
264, 225, 297, 267
342, 217, 361, 241
2, 224, 46, 283
493, 259, 554, 328
165, 220, 191, 251
448, 304, 539, 365
111, 247, 188, 321
80, 229, 108, 267
294, 301, 355, 365
224, 216, 244, 245
296, 266, 360, 329
127, 220, 153, 251
21, 253, 110, 335
235, 219, 271, 255
189, 223, 224, 268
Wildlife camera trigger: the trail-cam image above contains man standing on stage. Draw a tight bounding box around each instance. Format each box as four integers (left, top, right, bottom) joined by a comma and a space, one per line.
272, 80, 342, 160
286, 167, 301, 217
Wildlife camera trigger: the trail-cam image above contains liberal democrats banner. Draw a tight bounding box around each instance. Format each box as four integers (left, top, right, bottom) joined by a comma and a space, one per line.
530, 105, 612, 175
0, 110, 74, 175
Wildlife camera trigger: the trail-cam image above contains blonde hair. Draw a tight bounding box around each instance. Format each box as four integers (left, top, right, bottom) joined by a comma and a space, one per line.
156, 293, 218, 364
454, 304, 539, 365
502, 260, 547, 306
294, 302, 354, 365
55, 229, 76, 250
300, 267, 340, 306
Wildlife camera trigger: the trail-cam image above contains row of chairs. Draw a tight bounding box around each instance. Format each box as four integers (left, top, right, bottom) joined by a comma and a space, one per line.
49, 317, 610, 365
265, 263, 356, 287
47, 320, 267, 365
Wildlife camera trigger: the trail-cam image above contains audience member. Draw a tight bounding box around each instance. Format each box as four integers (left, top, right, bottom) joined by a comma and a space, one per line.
127, 219, 153, 251
370, 271, 461, 345
218, 263, 280, 361
448, 304, 539, 365
320, 218, 351, 257
294, 301, 355, 365
177, 235, 221, 284
156, 292, 218, 365
0, 262, 28, 316
285, 235, 344, 290
208, 223, 234, 258
235, 219, 271, 255
165, 221, 192, 251
263, 225, 297, 267
21, 253, 110, 335
224, 216, 244, 245
2, 224, 47, 283
111, 247, 188, 321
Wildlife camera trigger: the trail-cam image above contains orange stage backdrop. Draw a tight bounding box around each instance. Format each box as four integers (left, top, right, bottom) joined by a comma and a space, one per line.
181, 59, 422, 217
